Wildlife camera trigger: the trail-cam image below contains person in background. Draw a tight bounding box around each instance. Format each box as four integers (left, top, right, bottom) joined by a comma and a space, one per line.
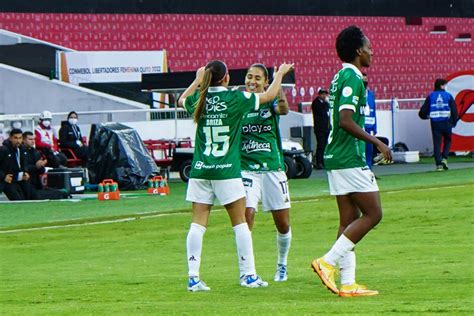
35, 110, 67, 168
362, 73, 377, 170
0, 129, 37, 200
23, 131, 47, 190
311, 88, 331, 169
59, 111, 89, 161
240, 63, 292, 282
418, 78, 458, 171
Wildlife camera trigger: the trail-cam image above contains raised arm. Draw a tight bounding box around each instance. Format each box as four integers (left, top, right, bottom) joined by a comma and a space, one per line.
258, 63, 294, 105
274, 88, 289, 115
178, 67, 206, 107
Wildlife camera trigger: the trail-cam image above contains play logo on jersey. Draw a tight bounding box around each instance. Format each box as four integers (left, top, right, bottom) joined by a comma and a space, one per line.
446, 70, 474, 151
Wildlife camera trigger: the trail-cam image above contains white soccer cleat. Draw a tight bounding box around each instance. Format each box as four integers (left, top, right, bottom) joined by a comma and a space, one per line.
240, 274, 269, 288
187, 277, 210, 292
274, 264, 288, 282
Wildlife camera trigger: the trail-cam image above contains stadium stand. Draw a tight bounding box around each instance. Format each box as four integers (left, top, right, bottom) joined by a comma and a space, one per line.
0, 13, 472, 109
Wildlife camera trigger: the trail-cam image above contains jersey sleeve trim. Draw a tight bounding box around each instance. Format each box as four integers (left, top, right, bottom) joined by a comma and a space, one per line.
254, 94, 260, 111
339, 104, 356, 112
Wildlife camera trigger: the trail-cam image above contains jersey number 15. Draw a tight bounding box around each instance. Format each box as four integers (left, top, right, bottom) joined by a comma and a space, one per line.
203, 126, 230, 157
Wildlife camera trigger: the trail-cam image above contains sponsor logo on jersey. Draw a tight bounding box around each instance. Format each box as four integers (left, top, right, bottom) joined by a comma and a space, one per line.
205, 113, 228, 119
352, 95, 359, 104
324, 154, 334, 159
242, 140, 271, 153
246, 112, 259, 118
206, 96, 227, 112
342, 86, 353, 97
194, 161, 205, 169
260, 109, 272, 119
242, 124, 272, 134
249, 164, 261, 170
194, 161, 232, 170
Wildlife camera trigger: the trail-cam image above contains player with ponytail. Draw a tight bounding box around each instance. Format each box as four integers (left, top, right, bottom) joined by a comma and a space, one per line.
178, 60, 293, 292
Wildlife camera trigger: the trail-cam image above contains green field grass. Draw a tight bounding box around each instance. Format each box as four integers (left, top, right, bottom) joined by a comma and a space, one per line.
1, 168, 473, 315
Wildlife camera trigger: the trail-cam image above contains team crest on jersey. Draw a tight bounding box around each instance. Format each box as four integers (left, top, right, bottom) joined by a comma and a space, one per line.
242, 178, 253, 187
342, 86, 353, 97
260, 109, 272, 119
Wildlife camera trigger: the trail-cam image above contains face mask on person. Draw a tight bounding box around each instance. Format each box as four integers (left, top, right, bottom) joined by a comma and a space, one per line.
42, 120, 51, 127
69, 118, 78, 125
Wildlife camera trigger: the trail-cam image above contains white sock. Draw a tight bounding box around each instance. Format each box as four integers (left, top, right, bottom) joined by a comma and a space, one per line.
233, 222, 256, 277
277, 228, 292, 266
323, 234, 355, 266
339, 250, 356, 285
186, 223, 206, 278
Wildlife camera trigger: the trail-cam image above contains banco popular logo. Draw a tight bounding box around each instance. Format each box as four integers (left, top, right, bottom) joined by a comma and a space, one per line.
194, 161, 204, 169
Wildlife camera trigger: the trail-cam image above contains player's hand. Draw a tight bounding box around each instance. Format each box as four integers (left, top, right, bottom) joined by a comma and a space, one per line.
5, 174, 13, 183
376, 142, 392, 163
276, 63, 294, 76
195, 67, 206, 83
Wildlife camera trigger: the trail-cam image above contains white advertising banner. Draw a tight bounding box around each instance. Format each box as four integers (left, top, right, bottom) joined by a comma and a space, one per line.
57, 50, 167, 84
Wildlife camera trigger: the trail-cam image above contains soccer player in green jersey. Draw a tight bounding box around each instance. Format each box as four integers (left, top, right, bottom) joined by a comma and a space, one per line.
311, 26, 392, 297
178, 60, 293, 291
240, 63, 292, 282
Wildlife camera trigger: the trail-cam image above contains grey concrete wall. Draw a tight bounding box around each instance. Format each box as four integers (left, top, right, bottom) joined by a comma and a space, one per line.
0, 64, 148, 125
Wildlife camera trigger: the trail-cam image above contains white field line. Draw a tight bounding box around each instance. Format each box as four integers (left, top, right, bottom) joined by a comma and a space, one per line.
0, 184, 470, 234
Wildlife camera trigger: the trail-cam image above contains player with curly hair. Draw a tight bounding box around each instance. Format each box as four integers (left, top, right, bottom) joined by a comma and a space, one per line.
311, 26, 392, 297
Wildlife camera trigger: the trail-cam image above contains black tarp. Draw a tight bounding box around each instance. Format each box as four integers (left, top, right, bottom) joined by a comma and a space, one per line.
87, 122, 159, 190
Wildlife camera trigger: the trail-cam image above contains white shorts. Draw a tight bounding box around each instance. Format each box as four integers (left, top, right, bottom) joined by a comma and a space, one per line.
241, 171, 291, 212
186, 178, 246, 205
327, 167, 379, 196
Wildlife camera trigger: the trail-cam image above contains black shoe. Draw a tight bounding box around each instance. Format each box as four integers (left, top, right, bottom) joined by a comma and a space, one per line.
315, 164, 324, 170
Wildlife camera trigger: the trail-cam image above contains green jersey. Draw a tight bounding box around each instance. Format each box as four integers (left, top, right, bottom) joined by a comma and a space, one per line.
324, 63, 367, 170
240, 98, 285, 171
184, 86, 258, 180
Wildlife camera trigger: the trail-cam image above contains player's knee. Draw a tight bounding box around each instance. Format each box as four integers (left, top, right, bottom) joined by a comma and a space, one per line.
276, 222, 290, 234
371, 209, 383, 226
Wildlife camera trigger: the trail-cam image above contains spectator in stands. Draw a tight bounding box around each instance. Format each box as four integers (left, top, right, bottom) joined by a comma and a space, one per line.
22, 131, 47, 190
311, 88, 330, 169
419, 78, 458, 171
178, 60, 293, 291
0, 129, 37, 200
311, 25, 392, 297
35, 110, 67, 168
362, 73, 377, 170
240, 63, 292, 282
59, 111, 89, 162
